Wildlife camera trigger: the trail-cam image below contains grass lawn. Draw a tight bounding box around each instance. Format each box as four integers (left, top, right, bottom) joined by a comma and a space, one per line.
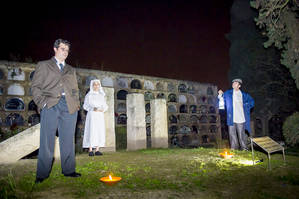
0, 147, 298, 199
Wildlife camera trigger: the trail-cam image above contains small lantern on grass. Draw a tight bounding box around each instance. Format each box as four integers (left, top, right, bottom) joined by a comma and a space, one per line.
219, 150, 234, 159
100, 174, 122, 185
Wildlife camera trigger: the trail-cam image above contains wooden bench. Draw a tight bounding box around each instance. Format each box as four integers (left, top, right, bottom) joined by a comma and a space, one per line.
251, 136, 285, 170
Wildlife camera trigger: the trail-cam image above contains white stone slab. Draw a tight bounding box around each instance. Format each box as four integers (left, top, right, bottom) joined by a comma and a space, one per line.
0, 124, 60, 164
150, 99, 168, 148
126, 93, 146, 151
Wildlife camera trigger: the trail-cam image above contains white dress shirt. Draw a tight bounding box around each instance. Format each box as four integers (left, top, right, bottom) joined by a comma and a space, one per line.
233, 90, 245, 123
54, 57, 65, 96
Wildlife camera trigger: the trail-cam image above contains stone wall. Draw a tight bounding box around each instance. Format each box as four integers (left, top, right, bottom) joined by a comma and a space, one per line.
0, 60, 221, 150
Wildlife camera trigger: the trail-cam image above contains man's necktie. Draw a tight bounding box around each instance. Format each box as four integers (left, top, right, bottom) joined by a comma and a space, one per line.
59, 63, 64, 72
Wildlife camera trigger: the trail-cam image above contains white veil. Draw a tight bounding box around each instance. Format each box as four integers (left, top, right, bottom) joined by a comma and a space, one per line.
89, 79, 105, 96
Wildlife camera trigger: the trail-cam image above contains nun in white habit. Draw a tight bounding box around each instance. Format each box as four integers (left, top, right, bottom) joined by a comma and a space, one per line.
83, 79, 108, 156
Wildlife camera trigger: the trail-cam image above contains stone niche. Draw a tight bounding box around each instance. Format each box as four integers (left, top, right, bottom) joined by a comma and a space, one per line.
178, 95, 187, 104
209, 106, 216, 114
5, 113, 24, 126
7, 68, 25, 81
188, 95, 197, 104
168, 93, 177, 102
191, 126, 198, 133
199, 115, 208, 123
7, 83, 25, 96
209, 125, 218, 133
167, 83, 176, 92
117, 77, 129, 88
28, 100, 37, 111
130, 79, 142, 89
28, 114, 40, 126
190, 105, 197, 113
190, 115, 199, 123
117, 113, 127, 125
116, 90, 128, 100
202, 135, 209, 143
178, 114, 188, 123
144, 91, 154, 101
209, 115, 217, 123
116, 103, 126, 113
169, 115, 178, 124
156, 82, 165, 91
157, 93, 165, 99
168, 104, 177, 113
179, 104, 188, 113
145, 103, 151, 113
145, 114, 151, 124
199, 105, 208, 114
146, 125, 151, 136
102, 76, 114, 87
178, 83, 187, 93
169, 125, 178, 134
198, 96, 207, 104
5, 98, 25, 111
144, 80, 154, 90
179, 125, 191, 134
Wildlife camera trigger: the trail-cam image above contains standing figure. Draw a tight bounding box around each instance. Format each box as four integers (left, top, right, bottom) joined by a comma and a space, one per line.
218, 78, 254, 150
83, 79, 108, 156
31, 39, 81, 183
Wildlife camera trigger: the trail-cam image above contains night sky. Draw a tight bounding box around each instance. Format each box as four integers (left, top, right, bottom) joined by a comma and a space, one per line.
1, 0, 233, 90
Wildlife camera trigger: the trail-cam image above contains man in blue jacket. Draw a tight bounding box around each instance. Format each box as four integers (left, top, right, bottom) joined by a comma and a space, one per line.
218, 78, 254, 150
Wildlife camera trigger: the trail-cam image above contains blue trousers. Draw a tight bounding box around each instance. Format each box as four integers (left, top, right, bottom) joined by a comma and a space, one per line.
228, 123, 248, 150
36, 96, 78, 179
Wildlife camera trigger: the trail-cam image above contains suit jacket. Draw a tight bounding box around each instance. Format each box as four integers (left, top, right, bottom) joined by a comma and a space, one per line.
31, 57, 80, 114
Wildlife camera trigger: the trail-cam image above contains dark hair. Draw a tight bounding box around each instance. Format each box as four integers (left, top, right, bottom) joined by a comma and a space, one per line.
53, 39, 71, 49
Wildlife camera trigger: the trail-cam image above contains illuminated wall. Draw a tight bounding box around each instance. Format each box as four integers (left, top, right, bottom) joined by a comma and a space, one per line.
0, 61, 221, 149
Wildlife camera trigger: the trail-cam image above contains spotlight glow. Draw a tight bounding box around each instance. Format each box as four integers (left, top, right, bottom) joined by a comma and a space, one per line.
237, 159, 255, 165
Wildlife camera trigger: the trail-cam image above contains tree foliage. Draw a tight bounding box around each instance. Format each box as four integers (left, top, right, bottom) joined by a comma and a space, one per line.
283, 112, 299, 146
228, 0, 299, 139
250, 0, 299, 89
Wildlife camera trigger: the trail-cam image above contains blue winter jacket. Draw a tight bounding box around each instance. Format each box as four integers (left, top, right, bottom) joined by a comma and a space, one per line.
222, 89, 254, 133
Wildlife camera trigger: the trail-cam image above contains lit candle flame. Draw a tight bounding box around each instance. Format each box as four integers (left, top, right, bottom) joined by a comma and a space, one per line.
219, 150, 233, 159
100, 174, 122, 184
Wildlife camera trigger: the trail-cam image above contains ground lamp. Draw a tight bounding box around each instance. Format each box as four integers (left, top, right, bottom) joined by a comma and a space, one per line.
100, 174, 122, 185
219, 150, 234, 159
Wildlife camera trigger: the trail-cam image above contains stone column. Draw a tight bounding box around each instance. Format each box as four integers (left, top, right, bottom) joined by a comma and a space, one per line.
126, 93, 146, 150
150, 99, 168, 148
102, 87, 116, 152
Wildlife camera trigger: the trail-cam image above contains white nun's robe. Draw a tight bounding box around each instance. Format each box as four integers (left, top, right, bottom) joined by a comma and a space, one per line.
82, 80, 108, 148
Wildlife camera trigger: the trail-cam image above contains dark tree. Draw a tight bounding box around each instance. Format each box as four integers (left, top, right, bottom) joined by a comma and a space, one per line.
227, 0, 299, 139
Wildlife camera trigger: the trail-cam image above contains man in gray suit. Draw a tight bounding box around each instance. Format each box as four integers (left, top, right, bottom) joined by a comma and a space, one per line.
31, 39, 81, 183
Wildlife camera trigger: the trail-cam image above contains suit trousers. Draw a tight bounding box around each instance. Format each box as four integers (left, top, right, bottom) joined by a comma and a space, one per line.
36, 96, 78, 179
228, 123, 248, 150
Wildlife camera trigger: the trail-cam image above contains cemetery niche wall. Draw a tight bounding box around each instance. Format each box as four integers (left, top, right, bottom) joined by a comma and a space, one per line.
0, 61, 221, 149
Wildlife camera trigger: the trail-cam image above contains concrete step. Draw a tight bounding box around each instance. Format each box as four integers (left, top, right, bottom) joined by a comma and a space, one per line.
0, 124, 60, 164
